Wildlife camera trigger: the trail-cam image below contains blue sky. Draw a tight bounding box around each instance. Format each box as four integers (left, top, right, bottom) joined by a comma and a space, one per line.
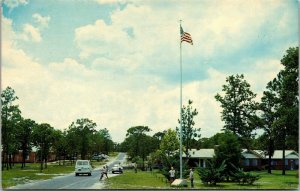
2, 0, 298, 142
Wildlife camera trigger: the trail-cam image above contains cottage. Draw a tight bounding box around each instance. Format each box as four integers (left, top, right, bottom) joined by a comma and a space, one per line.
266, 150, 299, 170
241, 149, 265, 170
183, 149, 215, 167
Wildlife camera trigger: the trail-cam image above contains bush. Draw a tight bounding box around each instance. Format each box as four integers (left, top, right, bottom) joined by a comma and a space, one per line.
198, 158, 226, 185
231, 167, 260, 185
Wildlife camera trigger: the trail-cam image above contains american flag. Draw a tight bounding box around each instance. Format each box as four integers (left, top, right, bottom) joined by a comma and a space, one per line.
180, 25, 193, 45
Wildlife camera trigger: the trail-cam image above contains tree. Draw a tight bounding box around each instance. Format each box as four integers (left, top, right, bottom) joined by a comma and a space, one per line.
125, 126, 151, 159
123, 126, 156, 170
67, 118, 97, 159
1, 86, 22, 170
198, 158, 226, 185
258, 83, 279, 174
152, 130, 167, 150
52, 129, 68, 165
32, 123, 56, 171
215, 74, 259, 148
160, 129, 180, 158
176, 100, 200, 161
267, 47, 299, 175
16, 118, 36, 169
214, 131, 242, 181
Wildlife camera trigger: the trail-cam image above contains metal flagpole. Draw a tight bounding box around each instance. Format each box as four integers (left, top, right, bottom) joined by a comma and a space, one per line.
179, 20, 183, 179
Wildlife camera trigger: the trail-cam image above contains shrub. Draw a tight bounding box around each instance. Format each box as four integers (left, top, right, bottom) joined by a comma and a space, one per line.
198, 158, 226, 185
230, 166, 260, 185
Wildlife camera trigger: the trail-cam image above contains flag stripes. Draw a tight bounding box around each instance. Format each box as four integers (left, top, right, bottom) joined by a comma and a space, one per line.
180, 25, 193, 45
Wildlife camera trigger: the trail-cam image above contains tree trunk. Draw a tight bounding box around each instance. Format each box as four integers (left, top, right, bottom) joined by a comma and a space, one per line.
282, 127, 286, 175
268, 139, 272, 174
9, 154, 12, 169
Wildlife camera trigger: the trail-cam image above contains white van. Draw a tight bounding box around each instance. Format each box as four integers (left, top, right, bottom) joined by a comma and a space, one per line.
75, 160, 92, 176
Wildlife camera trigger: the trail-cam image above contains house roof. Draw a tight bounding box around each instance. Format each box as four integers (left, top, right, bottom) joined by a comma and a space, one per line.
183, 148, 299, 160
242, 149, 265, 159
182, 149, 215, 159
266, 150, 299, 159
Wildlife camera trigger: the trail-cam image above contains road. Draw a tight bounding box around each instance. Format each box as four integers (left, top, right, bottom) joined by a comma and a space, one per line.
10, 152, 126, 189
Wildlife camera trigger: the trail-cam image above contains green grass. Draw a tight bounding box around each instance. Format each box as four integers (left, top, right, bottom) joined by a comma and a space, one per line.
105, 170, 171, 189
105, 170, 299, 189
2, 163, 75, 188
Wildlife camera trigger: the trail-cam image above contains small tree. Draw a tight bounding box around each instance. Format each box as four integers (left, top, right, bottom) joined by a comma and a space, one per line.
176, 100, 200, 161
230, 164, 260, 185
214, 131, 242, 181
198, 158, 226, 185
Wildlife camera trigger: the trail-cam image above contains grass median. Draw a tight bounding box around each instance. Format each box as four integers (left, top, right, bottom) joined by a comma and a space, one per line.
104, 169, 299, 189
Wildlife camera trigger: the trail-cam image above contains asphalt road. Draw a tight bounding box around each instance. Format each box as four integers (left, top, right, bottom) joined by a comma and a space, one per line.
10, 152, 127, 189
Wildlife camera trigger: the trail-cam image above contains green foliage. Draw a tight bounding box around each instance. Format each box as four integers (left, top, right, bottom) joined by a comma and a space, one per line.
160, 129, 179, 157
176, 100, 200, 159
1, 86, 22, 170
230, 165, 260, 185
214, 131, 242, 179
16, 118, 36, 168
123, 126, 156, 168
67, 118, 97, 159
268, 47, 298, 151
198, 158, 226, 185
32, 123, 56, 170
215, 74, 259, 148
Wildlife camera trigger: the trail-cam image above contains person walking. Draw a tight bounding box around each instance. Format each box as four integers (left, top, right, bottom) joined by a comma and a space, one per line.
99, 165, 109, 180
169, 166, 175, 183
134, 163, 137, 173
189, 168, 194, 188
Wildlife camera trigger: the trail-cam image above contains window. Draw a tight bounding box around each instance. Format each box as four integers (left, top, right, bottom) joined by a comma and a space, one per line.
285, 160, 288, 165
271, 160, 276, 165
243, 159, 249, 166
252, 159, 258, 166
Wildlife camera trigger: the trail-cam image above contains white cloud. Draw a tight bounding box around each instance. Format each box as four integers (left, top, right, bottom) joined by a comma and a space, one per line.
32, 13, 51, 29
22, 24, 42, 42
3, 0, 28, 9
3, 0, 296, 143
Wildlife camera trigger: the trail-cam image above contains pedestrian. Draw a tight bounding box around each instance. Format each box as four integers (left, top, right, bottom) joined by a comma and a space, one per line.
169, 166, 175, 183
189, 168, 194, 188
99, 165, 109, 180
134, 163, 137, 173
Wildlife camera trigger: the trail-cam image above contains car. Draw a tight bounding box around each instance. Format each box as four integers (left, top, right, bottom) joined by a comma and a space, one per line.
75, 160, 92, 176
92, 155, 104, 161
111, 164, 123, 174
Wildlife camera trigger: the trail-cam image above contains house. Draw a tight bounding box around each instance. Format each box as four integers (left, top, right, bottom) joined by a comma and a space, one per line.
241, 149, 265, 171
183, 148, 299, 171
182, 149, 215, 168
265, 150, 299, 170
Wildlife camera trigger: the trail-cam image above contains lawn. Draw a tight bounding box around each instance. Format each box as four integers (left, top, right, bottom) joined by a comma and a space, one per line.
105, 169, 299, 189
105, 170, 170, 189
2, 163, 75, 188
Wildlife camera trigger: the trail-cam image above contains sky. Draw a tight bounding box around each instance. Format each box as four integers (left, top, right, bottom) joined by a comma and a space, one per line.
2, 0, 298, 143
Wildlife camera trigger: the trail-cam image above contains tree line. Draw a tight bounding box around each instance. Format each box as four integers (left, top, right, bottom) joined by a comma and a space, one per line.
1, 88, 115, 171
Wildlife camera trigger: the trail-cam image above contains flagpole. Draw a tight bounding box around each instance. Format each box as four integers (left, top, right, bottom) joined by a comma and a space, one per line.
179, 20, 183, 180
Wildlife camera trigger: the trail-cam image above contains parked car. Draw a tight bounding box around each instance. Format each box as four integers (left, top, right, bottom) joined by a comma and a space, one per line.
75, 160, 92, 176
111, 164, 123, 174
92, 155, 104, 161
